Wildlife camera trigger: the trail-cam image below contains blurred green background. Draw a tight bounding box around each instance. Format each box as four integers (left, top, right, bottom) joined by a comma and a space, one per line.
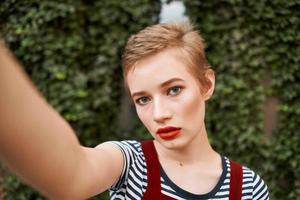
0, 0, 299, 199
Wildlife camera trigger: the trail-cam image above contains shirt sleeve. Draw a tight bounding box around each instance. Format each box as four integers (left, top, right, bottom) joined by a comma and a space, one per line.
252, 171, 269, 200
107, 140, 141, 190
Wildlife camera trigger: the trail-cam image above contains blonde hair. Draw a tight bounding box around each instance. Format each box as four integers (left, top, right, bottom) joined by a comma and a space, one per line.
122, 21, 212, 95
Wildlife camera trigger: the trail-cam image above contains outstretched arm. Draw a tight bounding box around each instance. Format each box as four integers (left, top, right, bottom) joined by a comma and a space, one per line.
0, 41, 124, 199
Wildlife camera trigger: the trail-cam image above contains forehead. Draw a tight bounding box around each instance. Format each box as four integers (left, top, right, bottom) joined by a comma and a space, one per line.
126, 49, 198, 96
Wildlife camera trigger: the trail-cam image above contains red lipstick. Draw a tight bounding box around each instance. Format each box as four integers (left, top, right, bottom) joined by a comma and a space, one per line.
156, 126, 181, 140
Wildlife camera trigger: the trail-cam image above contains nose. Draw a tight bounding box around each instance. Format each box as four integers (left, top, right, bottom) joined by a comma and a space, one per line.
153, 98, 171, 123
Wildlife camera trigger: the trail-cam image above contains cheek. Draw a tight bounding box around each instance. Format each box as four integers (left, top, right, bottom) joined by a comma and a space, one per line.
136, 107, 151, 129
178, 91, 205, 122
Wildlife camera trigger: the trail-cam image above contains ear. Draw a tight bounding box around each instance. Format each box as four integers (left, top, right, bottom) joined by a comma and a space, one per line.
203, 69, 215, 101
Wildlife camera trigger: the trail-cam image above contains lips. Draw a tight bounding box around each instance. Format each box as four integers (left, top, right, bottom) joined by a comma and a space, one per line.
156, 126, 181, 140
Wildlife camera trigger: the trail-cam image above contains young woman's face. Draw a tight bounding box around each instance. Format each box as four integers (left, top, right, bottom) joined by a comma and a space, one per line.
126, 49, 214, 149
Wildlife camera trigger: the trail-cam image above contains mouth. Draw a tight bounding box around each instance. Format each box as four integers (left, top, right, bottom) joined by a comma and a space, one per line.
156, 126, 181, 140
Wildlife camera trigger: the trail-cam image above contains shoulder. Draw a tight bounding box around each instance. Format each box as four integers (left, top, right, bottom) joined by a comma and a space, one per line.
242, 166, 269, 200
224, 157, 269, 200
106, 140, 147, 198
104, 140, 146, 174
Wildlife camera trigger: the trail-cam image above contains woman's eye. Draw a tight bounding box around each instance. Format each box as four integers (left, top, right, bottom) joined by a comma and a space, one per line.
168, 86, 182, 96
136, 97, 150, 105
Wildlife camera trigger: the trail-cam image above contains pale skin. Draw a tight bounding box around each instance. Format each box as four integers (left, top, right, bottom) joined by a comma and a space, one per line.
128, 48, 221, 194
0, 41, 221, 199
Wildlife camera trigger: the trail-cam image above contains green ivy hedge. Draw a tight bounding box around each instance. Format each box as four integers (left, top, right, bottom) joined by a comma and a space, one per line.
0, 0, 160, 199
182, 0, 300, 199
1, 0, 299, 199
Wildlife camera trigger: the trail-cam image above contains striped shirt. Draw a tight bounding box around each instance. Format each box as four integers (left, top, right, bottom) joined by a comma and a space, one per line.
108, 140, 269, 200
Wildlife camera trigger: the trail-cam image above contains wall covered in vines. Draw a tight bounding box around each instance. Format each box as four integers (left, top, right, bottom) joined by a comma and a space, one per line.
182, 0, 300, 199
0, 1, 161, 199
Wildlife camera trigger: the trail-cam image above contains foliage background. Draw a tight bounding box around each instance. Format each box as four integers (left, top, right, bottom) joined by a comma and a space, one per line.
0, 0, 161, 199
0, 0, 299, 199
182, 0, 300, 199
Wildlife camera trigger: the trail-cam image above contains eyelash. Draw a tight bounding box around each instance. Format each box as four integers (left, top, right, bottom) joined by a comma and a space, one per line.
168, 86, 182, 96
135, 97, 149, 106
135, 86, 183, 106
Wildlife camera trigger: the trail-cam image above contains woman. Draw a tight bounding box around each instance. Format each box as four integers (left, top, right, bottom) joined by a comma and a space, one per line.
0, 22, 269, 199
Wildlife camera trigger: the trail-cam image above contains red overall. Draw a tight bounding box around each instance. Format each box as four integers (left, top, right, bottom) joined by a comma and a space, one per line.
141, 140, 243, 200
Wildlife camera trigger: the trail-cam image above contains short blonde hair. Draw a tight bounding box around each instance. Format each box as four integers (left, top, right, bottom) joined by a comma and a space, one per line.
122, 21, 212, 95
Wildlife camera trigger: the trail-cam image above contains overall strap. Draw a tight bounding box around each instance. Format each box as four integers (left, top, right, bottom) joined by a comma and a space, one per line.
141, 140, 162, 197
229, 160, 243, 200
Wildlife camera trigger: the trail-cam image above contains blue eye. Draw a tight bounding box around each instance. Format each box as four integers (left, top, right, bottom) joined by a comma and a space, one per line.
168, 86, 182, 96
135, 96, 150, 105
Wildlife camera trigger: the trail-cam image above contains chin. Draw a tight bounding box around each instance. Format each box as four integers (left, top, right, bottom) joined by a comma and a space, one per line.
156, 137, 188, 150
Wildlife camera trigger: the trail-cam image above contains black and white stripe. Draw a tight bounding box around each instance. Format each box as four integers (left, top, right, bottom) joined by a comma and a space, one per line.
108, 140, 269, 200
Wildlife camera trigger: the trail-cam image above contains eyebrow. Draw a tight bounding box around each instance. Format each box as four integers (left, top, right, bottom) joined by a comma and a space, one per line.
131, 77, 185, 98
